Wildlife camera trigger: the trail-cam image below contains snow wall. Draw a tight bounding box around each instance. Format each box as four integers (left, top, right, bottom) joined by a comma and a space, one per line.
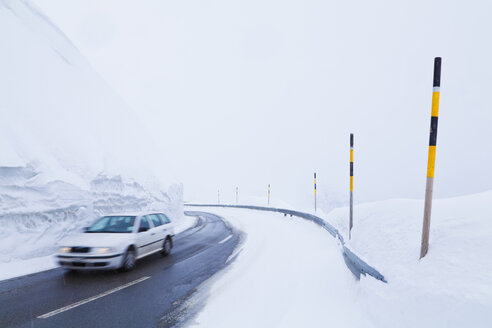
0, 0, 182, 263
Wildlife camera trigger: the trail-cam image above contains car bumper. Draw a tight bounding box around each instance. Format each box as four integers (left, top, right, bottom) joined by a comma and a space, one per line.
57, 253, 124, 270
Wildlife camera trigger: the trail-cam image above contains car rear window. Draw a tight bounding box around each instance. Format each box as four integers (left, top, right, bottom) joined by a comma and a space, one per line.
149, 214, 162, 227
158, 213, 171, 224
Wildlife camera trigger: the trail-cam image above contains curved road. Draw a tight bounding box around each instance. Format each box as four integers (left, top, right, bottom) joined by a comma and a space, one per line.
0, 211, 240, 328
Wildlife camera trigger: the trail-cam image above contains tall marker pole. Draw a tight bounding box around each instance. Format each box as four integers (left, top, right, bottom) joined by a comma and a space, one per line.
314, 173, 317, 213
236, 187, 238, 205
268, 184, 271, 206
420, 57, 441, 259
350, 133, 354, 240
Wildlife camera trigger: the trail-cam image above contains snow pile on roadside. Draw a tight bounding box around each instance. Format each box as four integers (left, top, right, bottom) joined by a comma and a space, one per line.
326, 191, 492, 326
0, 169, 183, 264
0, 0, 183, 277
188, 208, 370, 328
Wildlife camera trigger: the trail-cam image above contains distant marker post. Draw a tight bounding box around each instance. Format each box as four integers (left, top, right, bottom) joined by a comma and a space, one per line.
314, 173, 317, 213
349, 133, 354, 240
268, 184, 271, 206
420, 57, 442, 259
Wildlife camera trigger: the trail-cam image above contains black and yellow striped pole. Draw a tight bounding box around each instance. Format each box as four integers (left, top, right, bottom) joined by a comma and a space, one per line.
314, 173, 317, 213
268, 184, 271, 206
350, 133, 354, 240
420, 57, 441, 259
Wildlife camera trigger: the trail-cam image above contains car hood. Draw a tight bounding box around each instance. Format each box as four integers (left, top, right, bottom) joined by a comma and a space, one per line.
60, 233, 133, 248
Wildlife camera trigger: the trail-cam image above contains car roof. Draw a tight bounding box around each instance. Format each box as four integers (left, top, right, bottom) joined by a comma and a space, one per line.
100, 211, 167, 218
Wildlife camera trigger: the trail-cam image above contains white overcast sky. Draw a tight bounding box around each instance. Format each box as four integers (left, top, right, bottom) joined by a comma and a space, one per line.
33, 0, 492, 207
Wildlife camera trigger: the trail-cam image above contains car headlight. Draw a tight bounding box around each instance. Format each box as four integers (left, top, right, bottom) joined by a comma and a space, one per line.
93, 247, 113, 254
60, 247, 71, 253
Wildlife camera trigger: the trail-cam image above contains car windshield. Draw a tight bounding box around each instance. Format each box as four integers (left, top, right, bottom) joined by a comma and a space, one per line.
86, 216, 136, 233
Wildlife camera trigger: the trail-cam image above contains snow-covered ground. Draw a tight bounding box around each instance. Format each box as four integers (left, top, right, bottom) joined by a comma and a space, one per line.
327, 191, 492, 327
188, 191, 492, 327
187, 207, 370, 327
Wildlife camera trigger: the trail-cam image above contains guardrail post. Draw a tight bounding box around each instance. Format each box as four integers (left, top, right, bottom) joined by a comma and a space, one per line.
420, 57, 442, 259
350, 133, 354, 240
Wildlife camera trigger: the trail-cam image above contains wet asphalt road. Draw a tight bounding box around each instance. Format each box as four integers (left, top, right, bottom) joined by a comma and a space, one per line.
0, 211, 239, 328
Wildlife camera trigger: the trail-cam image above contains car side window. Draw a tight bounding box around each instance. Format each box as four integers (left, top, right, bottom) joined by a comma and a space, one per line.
139, 216, 151, 231
149, 214, 162, 227
158, 213, 171, 224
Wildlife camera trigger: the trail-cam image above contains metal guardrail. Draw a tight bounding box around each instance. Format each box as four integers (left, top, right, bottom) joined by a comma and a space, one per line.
185, 204, 387, 283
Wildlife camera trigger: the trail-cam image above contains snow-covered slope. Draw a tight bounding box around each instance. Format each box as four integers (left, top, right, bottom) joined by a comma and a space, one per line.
0, 0, 182, 268
327, 191, 492, 327
0, 0, 164, 182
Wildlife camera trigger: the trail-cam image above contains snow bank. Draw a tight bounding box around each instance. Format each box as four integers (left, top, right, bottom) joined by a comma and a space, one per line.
327, 191, 492, 327
0, 169, 182, 263
188, 208, 369, 328
0, 0, 183, 276
188, 191, 491, 327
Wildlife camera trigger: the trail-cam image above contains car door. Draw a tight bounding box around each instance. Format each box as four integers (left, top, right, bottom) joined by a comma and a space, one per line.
136, 216, 154, 257
157, 213, 174, 236
148, 214, 165, 252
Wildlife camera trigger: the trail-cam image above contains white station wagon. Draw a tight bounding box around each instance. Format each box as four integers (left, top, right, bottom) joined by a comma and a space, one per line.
57, 212, 175, 272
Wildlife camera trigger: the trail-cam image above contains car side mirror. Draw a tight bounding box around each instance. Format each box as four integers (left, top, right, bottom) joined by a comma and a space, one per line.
139, 227, 149, 233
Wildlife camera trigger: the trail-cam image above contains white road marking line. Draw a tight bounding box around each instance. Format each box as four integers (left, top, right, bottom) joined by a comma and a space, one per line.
219, 234, 233, 244
37, 276, 151, 319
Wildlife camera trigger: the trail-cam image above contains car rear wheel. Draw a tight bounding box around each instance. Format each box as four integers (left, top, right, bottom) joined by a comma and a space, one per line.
120, 249, 136, 272
161, 237, 172, 256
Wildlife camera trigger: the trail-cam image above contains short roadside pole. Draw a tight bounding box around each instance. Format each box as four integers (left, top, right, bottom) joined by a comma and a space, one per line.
420, 57, 442, 259
350, 133, 354, 240
314, 173, 317, 213
217, 189, 220, 204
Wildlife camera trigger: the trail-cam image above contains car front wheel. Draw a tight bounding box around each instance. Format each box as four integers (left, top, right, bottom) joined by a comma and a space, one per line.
161, 237, 172, 256
120, 249, 136, 272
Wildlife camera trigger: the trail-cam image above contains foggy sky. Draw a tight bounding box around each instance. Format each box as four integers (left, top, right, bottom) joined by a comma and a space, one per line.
33, 0, 492, 208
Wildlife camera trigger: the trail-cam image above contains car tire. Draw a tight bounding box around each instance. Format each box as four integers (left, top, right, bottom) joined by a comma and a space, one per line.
120, 248, 136, 272
160, 237, 172, 257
